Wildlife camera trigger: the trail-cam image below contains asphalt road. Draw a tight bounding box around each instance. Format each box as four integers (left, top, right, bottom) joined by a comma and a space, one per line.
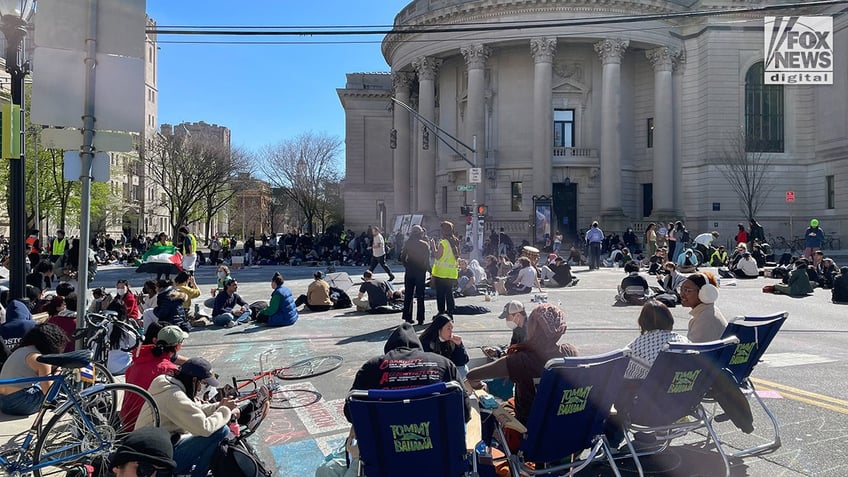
74, 262, 848, 476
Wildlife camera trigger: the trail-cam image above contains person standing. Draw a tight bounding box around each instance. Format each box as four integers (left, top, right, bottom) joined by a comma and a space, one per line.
430, 221, 460, 317
804, 219, 825, 260
585, 221, 604, 271
25, 229, 41, 271
177, 227, 198, 274
209, 234, 222, 265
49, 230, 67, 263
644, 223, 657, 258
368, 227, 395, 282
399, 225, 430, 325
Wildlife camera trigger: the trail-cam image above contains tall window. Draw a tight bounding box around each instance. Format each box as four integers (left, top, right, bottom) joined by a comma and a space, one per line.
511, 182, 523, 211
826, 175, 835, 209
442, 186, 448, 214
646, 118, 654, 148
553, 109, 575, 147
745, 62, 784, 152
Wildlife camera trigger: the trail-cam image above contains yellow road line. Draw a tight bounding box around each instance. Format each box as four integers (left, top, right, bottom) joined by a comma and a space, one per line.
752, 377, 848, 415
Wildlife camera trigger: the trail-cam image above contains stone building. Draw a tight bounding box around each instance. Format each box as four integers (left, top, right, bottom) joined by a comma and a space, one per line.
340, 0, 848, 249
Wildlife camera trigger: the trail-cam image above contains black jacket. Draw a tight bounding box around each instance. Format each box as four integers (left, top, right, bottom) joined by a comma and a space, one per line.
833, 267, 848, 303
400, 235, 431, 274
344, 323, 467, 421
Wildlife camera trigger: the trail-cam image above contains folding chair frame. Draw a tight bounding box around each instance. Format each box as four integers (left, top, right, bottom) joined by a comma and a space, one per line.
492, 349, 634, 477
618, 337, 739, 477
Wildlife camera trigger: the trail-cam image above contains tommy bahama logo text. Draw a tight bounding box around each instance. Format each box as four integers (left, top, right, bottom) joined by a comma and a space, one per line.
667, 370, 701, 394
557, 385, 592, 416
729, 342, 756, 366
390, 421, 433, 453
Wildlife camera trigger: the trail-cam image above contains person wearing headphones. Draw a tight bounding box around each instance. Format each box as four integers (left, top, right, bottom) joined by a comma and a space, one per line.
679, 272, 727, 343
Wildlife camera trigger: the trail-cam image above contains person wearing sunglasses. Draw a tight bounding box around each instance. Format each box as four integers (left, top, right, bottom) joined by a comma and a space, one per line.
109, 426, 176, 477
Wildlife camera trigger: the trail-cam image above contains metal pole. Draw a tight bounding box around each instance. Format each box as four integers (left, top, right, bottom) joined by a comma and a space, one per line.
33, 128, 39, 242
5, 16, 27, 302
471, 135, 481, 262
76, 0, 99, 331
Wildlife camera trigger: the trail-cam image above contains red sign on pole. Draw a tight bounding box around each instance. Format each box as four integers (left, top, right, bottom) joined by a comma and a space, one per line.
786, 191, 795, 202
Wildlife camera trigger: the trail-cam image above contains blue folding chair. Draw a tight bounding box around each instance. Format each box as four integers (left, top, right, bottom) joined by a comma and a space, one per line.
493, 349, 633, 476
713, 311, 788, 457
619, 337, 739, 477
346, 381, 475, 477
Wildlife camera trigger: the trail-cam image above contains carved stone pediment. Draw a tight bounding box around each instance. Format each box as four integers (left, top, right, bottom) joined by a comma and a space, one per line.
552, 61, 589, 94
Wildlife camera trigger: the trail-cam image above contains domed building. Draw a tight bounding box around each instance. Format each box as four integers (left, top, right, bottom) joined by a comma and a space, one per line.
339, 1, 847, 250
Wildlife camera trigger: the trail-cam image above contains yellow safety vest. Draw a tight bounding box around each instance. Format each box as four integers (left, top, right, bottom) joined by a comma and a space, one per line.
431, 239, 458, 279
52, 237, 67, 256
187, 233, 198, 254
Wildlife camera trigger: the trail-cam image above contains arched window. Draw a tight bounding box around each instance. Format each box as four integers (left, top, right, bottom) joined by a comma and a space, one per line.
745, 62, 784, 152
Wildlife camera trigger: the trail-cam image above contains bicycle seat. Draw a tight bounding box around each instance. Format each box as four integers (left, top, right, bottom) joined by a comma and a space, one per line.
37, 350, 94, 369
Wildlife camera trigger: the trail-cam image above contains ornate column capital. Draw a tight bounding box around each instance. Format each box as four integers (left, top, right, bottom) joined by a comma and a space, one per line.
461, 43, 491, 70
412, 56, 443, 81
530, 37, 557, 64
392, 71, 415, 92
594, 39, 629, 65
646, 46, 681, 72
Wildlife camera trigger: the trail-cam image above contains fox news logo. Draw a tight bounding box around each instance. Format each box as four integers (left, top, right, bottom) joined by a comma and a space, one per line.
764, 16, 833, 85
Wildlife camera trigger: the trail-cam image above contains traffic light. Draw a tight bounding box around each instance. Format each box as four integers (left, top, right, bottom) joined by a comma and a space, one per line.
477, 204, 487, 216
389, 128, 397, 149
460, 206, 471, 216
422, 127, 429, 150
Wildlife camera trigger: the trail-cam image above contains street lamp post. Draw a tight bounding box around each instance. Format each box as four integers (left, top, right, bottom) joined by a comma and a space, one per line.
1, 0, 35, 302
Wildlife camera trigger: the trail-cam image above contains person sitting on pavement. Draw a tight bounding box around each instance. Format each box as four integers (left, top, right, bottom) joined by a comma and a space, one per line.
481, 301, 528, 360
540, 256, 578, 287
456, 259, 478, 296
496, 257, 542, 296
173, 272, 201, 319
47, 293, 78, 352
730, 251, 759, 279
88, 287, 113, 315
773, 260, 815, 297
212, 278, 251, 327
693, 231, 720, 264
112, 279, 140, 322
294, 271, 333, 312
653, 262, 687, 306
467, 304, 577, 449
256, 272, 298, 326
832, 266, 848, 303
26, 260, 54, 295
215, 265, 233, 294
676, 248, 699, 273
617, 261, 650, 305
0, 297, 36, 350
680, 272, 728, 342
122, 325, 189, 431
108, 426, 177, 477
419, 314, 470, 380
750, 243, 768, 268
136, 357, 239, 477
709, 246, 728, 267
142, 280, 190, 333
818, 258, 839, 289
353, 270, 400, 313
0, 323, 68, 415
343, 322, 467, 422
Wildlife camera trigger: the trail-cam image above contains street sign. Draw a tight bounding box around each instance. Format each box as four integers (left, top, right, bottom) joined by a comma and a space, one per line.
456, 184, 476, 191
43, 128, 134, 152
63, 151, 110, 182
469, 167, 482, 184
786, 191, 795, 202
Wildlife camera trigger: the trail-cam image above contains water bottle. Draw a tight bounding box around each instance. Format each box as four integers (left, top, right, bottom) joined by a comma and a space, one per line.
717, 277, 721, 287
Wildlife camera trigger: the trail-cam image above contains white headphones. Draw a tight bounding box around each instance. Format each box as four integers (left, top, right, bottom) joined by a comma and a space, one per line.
698, 283, 719, 304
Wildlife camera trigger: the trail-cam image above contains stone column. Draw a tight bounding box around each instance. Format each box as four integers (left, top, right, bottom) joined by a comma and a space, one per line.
531, 37, 557, 198
412, 56, 442, 215
461, 43, 491, 206
594, 39, 629, 220
392, 72, 414, 215
646, 47, 680, 217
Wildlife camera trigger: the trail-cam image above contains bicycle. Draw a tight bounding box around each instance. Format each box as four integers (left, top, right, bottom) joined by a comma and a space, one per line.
0, 350, 160, 477
823, 236, 842, 250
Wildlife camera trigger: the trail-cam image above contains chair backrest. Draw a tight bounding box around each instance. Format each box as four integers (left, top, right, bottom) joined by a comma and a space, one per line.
347, 381, 469, 477
628, 337, 739, 427
720, 312, 788, 383
519, 349, 630, 463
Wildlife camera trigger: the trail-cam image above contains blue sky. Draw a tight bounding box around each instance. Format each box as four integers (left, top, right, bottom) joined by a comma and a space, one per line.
147, 1, 411, 154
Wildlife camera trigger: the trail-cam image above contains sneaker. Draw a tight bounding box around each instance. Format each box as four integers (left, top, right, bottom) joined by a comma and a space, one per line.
224, 321, 236, 328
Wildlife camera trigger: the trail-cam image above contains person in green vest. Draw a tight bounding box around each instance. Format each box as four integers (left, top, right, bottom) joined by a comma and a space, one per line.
50, 229, 67, 263
430, 221, 460, 317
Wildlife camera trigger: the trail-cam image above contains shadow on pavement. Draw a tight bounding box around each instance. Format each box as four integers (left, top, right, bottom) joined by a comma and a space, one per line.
335, 325, 400, 345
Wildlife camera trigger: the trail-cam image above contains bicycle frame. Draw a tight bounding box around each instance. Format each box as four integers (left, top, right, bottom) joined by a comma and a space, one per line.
0, 374, 113, 474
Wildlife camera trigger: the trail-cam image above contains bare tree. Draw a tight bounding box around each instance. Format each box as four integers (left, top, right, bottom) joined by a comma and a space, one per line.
257, 132, 342, 234
197, 147, 251, 243
145, 133, 242, 238
716, 129, 776, 222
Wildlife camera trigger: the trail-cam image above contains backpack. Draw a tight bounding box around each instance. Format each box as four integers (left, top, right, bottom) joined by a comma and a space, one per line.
210, 438, 272, 477
329, 287, 352, 309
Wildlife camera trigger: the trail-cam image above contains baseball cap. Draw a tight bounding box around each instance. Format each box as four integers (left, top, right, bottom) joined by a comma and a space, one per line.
157, 326, 189, 346
179, 357, 219, 387
498, 300, 525, 319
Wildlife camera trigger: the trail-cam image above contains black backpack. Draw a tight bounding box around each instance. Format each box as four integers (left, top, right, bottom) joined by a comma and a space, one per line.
329, 287, 352, 309
210, 438, 272, 477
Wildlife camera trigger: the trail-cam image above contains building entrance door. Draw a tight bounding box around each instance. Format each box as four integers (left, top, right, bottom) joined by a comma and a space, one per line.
552, 182, 578, 242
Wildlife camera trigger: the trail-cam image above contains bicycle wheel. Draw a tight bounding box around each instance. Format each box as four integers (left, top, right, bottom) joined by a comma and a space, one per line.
275, 355, 343, 380
32, 383, 160, 477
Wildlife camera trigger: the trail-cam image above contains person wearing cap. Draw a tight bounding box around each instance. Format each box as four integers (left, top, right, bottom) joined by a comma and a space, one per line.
679, 272, 727, 343
481, 300, 528, 360
109, 426, 176, 477
399, 225, 431, 325
122, 325, 190, 431
804, 219, 825, 260
467, 304, 577, 447
730, 251, 759, 278
136, 357, 238, 477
